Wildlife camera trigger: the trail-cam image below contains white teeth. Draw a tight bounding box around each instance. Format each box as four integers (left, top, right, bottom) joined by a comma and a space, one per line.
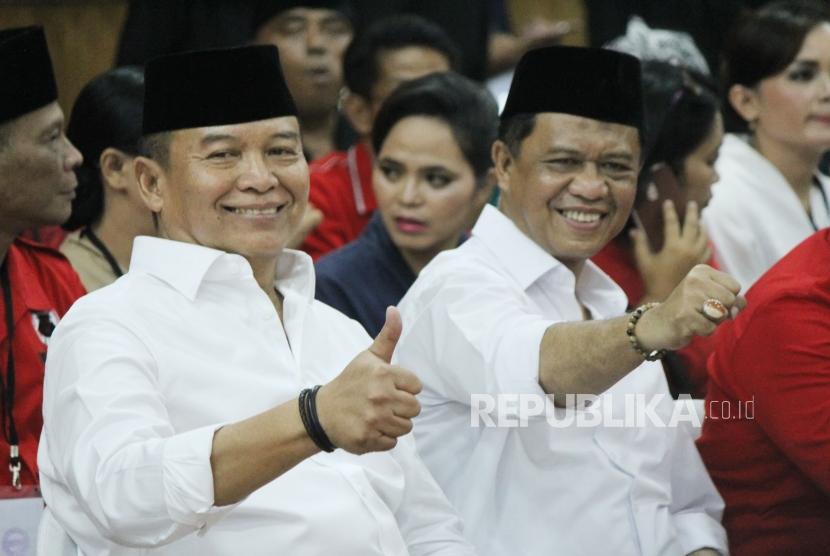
562, 210, 601, 223
230, 207, 279, 216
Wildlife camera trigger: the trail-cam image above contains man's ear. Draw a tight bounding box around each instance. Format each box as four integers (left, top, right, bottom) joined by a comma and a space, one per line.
99, 148, 133, 193
728, 84, 761, 126
133, 155, 165, 215
491, 140, 514, 195
342, 89, 373, 137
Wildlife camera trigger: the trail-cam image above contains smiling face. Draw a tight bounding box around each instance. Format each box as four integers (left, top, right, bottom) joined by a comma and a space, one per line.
741, 23, 830, 154
0, 101, 83, 234
374, 116, 488, 269
136, 116, 308, 262
255, 8, 353, 118
495, 113, 640, 273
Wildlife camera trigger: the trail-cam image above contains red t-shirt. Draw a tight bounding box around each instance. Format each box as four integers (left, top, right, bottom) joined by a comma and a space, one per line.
301, 142, 375, 261
592, 236, 719, 397
0, 238, 86, 492
697, 229, 830, 555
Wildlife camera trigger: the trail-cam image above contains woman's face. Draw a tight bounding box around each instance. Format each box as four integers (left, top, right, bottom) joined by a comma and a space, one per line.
753, 23, 830, 152
678, 112, 724, 211
373, 116, 487, 262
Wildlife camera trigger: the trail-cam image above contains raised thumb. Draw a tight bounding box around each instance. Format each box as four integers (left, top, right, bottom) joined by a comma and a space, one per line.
369, 306, 403, 363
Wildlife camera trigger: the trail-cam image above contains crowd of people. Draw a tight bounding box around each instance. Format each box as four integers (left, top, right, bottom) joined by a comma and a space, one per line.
0, 1, 829, 555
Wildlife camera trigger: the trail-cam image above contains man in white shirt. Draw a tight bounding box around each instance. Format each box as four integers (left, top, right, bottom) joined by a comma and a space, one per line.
394, 46, 742, 556
37, 44, 474, 555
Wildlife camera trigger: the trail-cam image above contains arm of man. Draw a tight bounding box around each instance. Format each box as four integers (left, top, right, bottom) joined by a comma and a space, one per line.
44, 309, 417, 545
216, 307, 420, 505
539, 265, 743, 403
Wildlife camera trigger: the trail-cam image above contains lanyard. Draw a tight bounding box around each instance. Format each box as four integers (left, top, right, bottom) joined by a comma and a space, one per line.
0, 261, 21, 490
82, 228, 124, 278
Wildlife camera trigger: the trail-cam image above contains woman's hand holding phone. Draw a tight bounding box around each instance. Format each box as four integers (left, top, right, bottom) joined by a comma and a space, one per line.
630, 200, 712, 303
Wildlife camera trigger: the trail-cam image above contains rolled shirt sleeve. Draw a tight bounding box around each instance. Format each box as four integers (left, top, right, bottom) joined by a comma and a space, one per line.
398, 275, 556, 406
41, 314, 237, 547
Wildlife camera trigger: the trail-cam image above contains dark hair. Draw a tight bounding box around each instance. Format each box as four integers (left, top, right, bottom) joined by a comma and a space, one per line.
63, 66, 144, 230
638, 60, 720, 201
371, 71, 498, 185
139, 131, 171, 168
343, 14, 460, 99
498, 114, 537, 156
722, 0, 830, 131
252, 1, 355, 35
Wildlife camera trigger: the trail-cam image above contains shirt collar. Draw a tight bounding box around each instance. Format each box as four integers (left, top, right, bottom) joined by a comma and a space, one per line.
129, 236, 316, 302
471, 205, 626, 314
472, 205, 560, 290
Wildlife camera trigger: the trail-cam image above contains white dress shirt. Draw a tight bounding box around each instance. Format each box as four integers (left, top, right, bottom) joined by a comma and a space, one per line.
703, 133, 830, 291
38, 237, 474, 556
394, 206, 727, 556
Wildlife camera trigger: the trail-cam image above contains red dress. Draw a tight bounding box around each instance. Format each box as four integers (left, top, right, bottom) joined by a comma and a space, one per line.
0, 238, 85, 491
592, 237, 718, 397
697, 229, 830, 555
301, 142, 375, 261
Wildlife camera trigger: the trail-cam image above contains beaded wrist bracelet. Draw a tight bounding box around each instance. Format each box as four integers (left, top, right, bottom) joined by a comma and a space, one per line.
626, 302, 667, 361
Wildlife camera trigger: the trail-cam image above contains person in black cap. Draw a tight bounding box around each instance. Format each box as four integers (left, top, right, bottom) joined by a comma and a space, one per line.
0, 25, 85, 495
253, 1, 354, 162
394, 45, 739, 555
38, 44, 474, 555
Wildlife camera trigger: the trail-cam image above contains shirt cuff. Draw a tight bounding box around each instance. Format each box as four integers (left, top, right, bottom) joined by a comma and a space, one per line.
492, 319, 553, 396
162, 424, 238, 531
674, 511, 729, 555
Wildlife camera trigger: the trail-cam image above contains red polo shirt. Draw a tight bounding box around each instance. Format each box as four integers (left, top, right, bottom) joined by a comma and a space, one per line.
301, 142, 375, 260
0, 237, 85, 492
697, 229, 830, 555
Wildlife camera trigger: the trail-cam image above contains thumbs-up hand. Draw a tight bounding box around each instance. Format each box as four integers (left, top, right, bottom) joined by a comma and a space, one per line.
316, 307, 422, 454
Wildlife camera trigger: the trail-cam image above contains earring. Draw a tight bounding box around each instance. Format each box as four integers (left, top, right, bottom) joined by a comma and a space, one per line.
646, 182, 660, 202
748, 119, 758, 132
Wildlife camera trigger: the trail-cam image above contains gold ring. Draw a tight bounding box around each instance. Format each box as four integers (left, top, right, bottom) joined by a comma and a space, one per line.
702, 298, 728, 320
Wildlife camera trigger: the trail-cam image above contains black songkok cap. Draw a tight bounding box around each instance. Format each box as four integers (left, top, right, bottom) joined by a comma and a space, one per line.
501, 45, 644, 135
0, 26, 58, 124
252, 0, 354, 34
143, 44, 297, 135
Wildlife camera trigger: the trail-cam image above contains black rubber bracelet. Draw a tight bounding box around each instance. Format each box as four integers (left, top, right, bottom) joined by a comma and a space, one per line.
308, 385, 337, 453
298, 387, 336, 453
297, 388, 315, 444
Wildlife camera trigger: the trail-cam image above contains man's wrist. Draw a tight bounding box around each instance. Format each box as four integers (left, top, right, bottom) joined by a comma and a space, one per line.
627, 303, 668, 358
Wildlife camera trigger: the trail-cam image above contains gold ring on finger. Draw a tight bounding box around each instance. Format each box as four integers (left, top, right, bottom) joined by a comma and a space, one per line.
701, 298, 728, 320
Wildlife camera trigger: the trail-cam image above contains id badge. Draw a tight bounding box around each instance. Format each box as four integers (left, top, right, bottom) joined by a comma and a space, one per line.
0, 486, 42, 556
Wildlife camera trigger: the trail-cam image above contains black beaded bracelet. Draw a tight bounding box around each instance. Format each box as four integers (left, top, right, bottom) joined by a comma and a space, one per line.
298, 386, 337, 453
626, 302, 667, 361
